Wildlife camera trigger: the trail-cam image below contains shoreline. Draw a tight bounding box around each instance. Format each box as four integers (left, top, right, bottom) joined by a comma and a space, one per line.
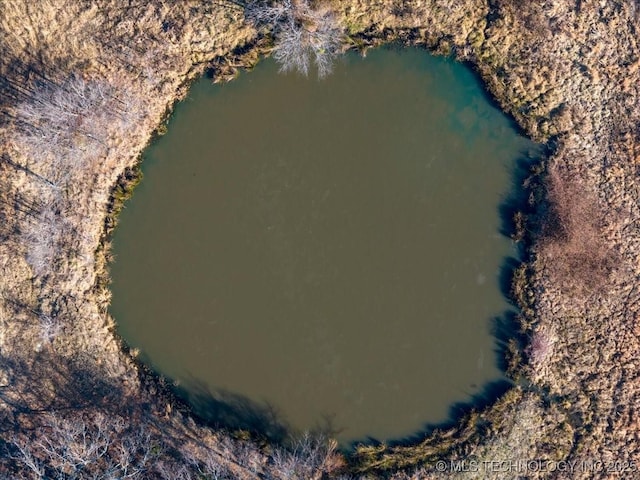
1, 0, 639, 478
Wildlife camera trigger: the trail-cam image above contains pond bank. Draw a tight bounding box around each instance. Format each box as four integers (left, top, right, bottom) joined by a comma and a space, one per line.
1, 0, 639, 478
109, 48, 533, 445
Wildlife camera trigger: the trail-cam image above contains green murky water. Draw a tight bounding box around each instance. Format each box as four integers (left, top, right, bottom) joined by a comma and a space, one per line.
110, 48, 535, 444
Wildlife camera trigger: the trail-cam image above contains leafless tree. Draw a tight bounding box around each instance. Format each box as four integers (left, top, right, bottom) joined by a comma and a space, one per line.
20, 200, 74, 278
156, 461, 194, 480
184, 448, 231, 480
10, 74, 144, 279
34, 413, 114, 474
102, 425, 153, 479
10, 439, 45, 479
270, 432, 341, 479
246, 0, 345, 78
11, 75, 143, 189
10, 412, 156, 479
35, 311, 62, 347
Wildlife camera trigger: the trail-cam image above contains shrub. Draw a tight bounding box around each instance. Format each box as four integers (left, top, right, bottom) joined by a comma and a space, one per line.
271, 432, 344, 479
537, 160, 617, 295
526, 328, 555, 367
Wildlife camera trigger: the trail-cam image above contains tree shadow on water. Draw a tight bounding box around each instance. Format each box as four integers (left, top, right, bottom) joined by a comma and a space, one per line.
491, 309, 527, 373
498, 149, 548, 245
349, 150, 546, 453
350, 378, 514, 451
492, 146, 548, 374
175, 378, 291, 444
498, 256, 522, 300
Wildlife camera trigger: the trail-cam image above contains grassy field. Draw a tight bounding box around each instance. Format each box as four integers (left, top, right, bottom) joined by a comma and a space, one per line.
0, 0, 639, 478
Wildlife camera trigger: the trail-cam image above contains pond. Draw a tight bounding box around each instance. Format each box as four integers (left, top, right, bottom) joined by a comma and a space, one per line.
110, 47, 537, 444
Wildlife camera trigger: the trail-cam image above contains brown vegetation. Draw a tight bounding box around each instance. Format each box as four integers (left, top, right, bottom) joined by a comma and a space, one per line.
537, 160, 618, 295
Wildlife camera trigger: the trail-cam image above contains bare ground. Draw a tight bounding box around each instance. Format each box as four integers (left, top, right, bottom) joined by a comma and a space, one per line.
0, 0, 639, 478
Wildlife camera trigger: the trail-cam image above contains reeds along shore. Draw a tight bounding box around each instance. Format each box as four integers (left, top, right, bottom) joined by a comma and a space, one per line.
0, 0, 640, 478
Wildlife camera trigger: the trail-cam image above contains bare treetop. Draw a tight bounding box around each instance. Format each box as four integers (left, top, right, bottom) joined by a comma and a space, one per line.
246, 0, 346, 78
11, 75, 143, 190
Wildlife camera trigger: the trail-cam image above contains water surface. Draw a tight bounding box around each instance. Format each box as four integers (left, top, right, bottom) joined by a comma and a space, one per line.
111, 48, 535, 444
